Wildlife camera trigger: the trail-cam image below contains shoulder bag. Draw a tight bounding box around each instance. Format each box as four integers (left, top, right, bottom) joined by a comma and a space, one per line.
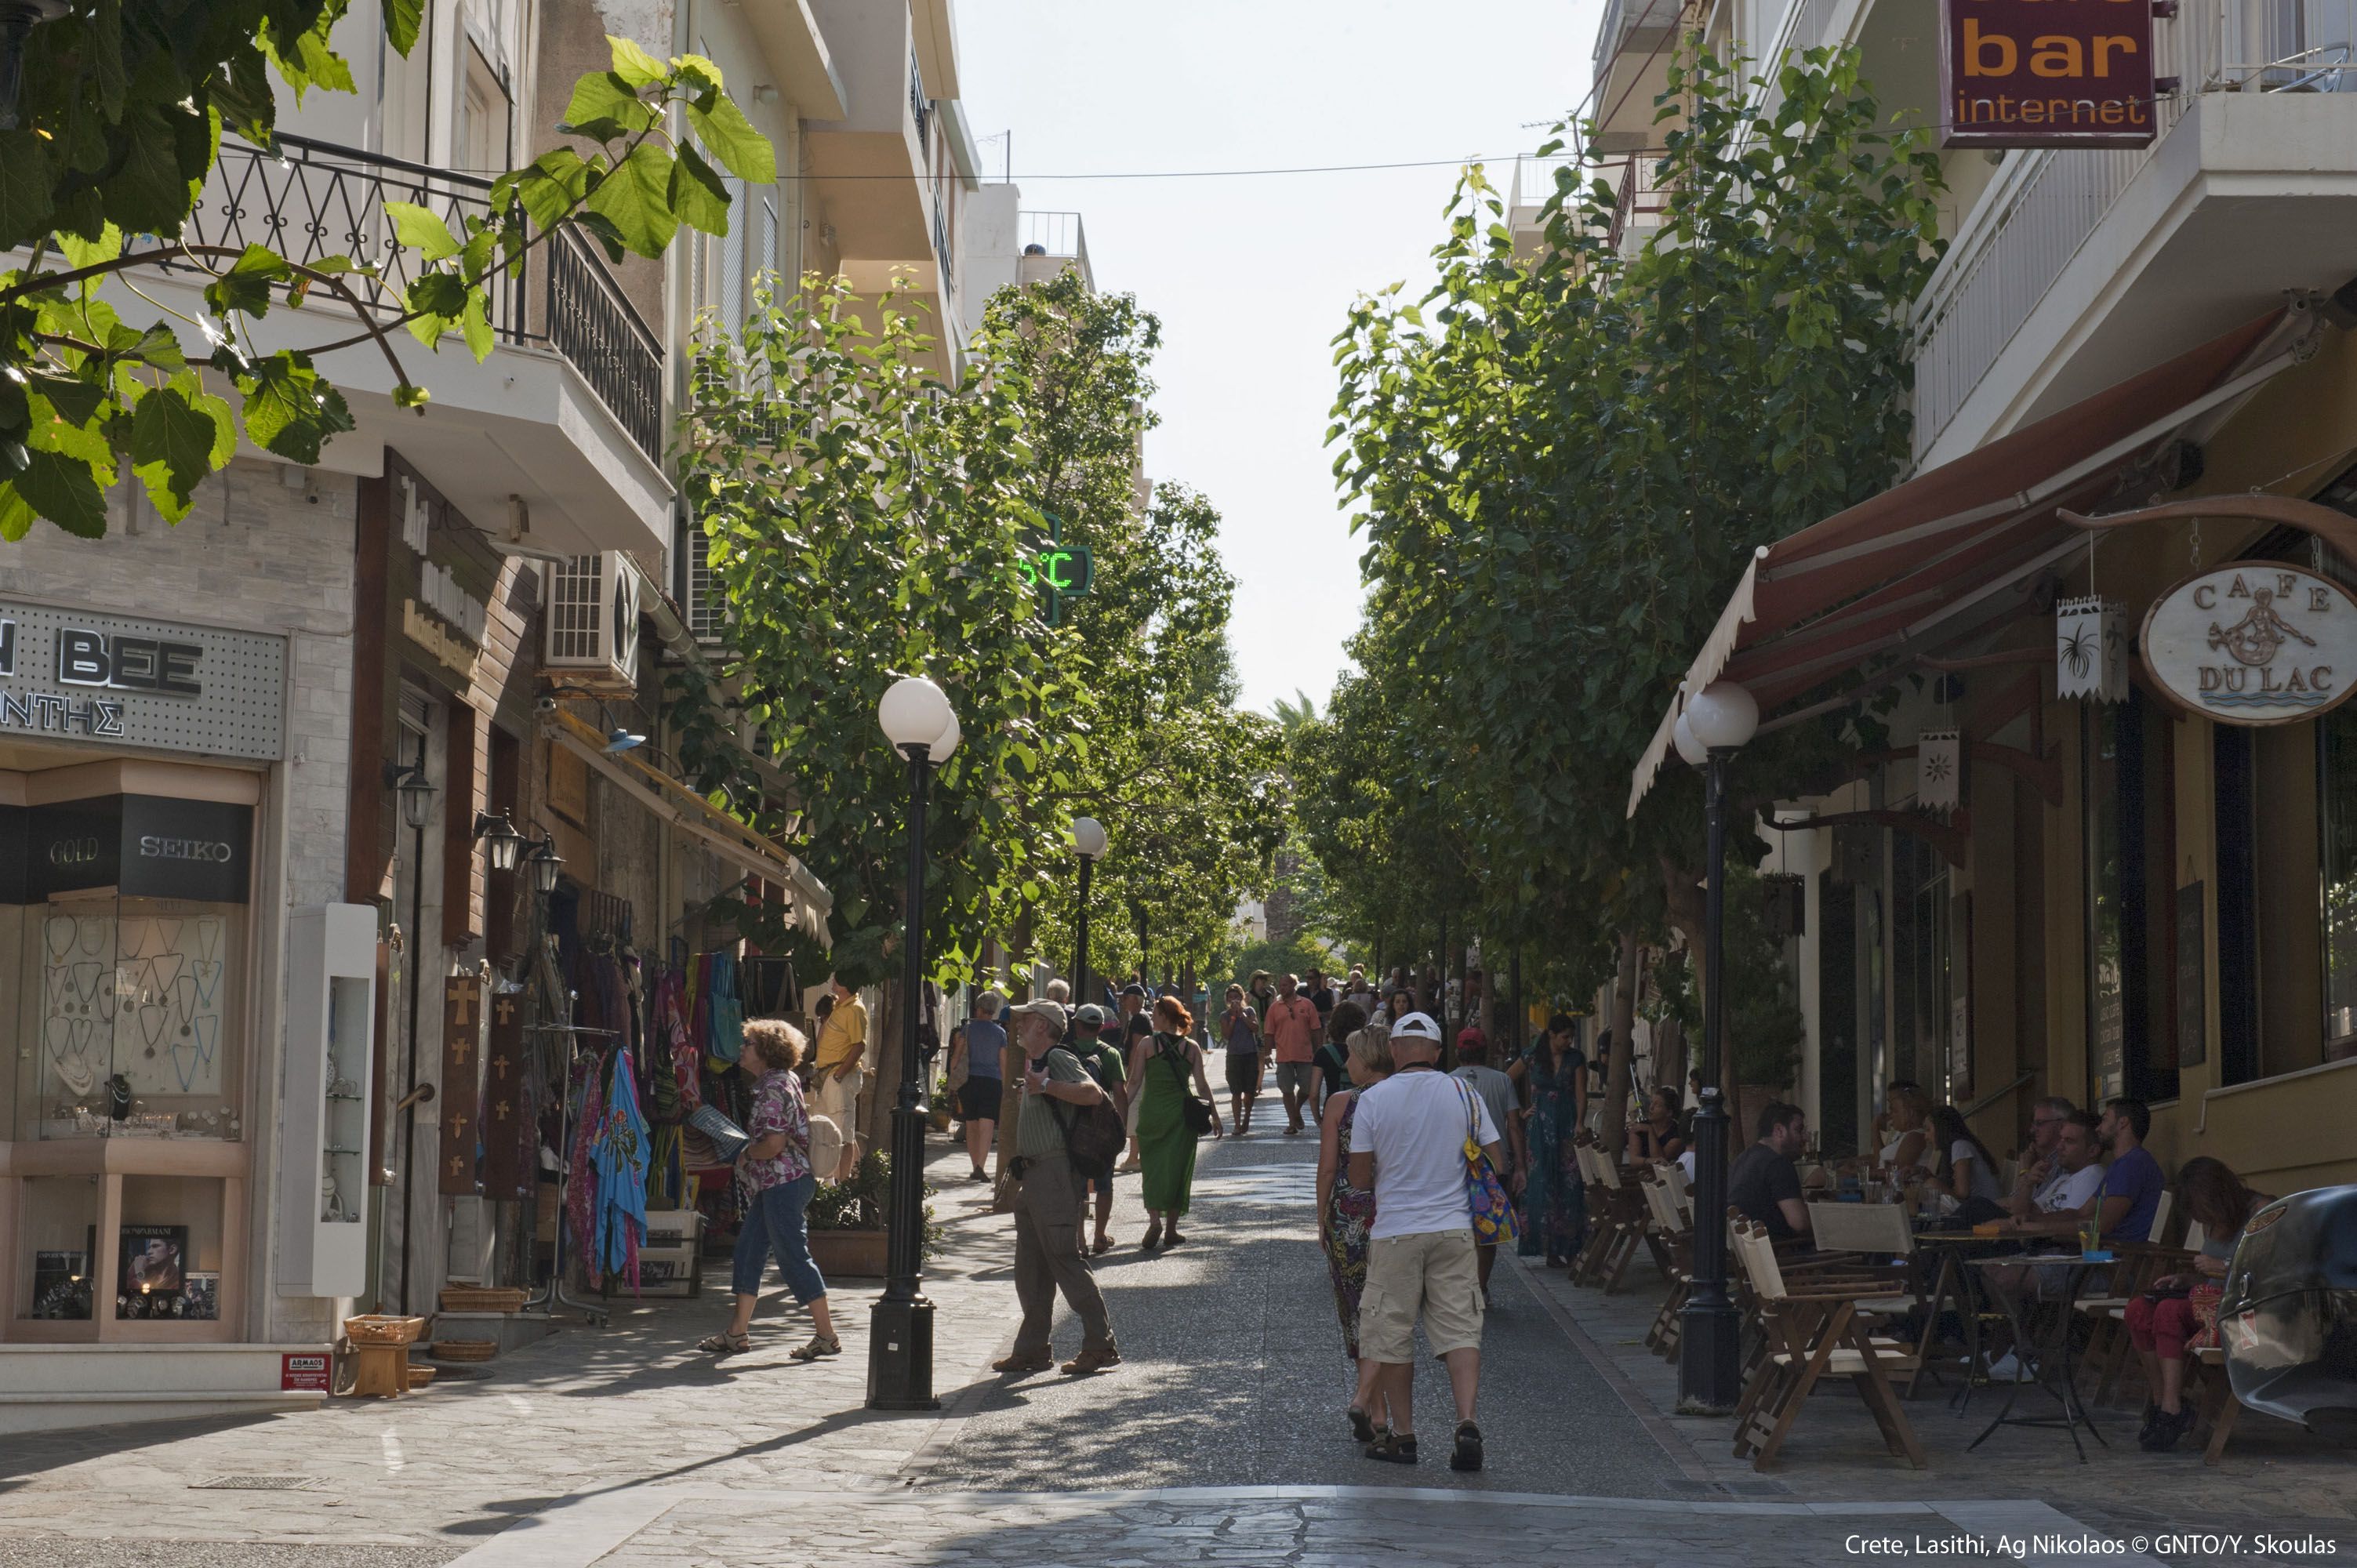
1160, 1036, 1218, 1138
1458, 1081, 1520, 1245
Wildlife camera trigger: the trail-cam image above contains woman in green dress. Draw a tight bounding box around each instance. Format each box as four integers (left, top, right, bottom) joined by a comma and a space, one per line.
1128, 995, 1221, 1249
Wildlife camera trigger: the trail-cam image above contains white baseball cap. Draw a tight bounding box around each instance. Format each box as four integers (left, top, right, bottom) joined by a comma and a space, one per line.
1389, 1011, 1443, 1042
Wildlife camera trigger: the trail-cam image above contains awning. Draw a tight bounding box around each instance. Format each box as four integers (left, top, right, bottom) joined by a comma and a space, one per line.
1628, 308, 2304, 816
544, 708, 833, 937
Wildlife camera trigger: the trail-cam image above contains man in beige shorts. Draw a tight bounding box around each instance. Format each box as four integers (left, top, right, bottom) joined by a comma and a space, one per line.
1346, 1011, 1503, 1472
810, 976, 866, 1180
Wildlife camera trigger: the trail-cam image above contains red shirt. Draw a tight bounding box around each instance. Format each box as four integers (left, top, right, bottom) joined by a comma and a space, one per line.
1266, 995, 1321, 1063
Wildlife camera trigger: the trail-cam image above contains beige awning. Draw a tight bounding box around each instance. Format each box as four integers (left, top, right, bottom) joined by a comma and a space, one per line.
544, 708, 831, 937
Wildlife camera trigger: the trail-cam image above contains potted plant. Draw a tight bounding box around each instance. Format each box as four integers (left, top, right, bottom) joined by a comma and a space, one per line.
805, 1150, 941, 1277
928, 1074, 954, 1134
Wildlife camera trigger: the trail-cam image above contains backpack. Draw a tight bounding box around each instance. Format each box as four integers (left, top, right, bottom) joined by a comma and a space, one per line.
1046, 1053, 1128, 1180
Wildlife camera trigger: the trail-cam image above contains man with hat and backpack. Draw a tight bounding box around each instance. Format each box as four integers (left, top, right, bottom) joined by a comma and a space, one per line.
1066, 1004, 1129, 1255
994, 998, 1121, 1377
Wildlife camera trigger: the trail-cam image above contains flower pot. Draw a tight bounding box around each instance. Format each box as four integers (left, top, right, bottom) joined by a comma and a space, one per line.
808, 1227, 890, 1279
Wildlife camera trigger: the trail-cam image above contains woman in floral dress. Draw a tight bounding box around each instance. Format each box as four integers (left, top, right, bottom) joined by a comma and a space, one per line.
1512, 1014, 1588, 1266
1317, 1023, 1395, 1441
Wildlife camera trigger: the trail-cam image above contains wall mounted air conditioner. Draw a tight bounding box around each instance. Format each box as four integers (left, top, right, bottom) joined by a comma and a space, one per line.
545, 552, 648, 692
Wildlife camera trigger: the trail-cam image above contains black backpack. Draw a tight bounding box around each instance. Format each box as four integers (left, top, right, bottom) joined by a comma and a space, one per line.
1044, 1050, 1126, 1178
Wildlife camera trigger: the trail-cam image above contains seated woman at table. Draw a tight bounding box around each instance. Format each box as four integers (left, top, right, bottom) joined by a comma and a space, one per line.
2126, 1156, 2272, 1453
1876, 1083, 1934, 1177
1625, 1085, 1687, 1167
1928, 1104, 2008, 1224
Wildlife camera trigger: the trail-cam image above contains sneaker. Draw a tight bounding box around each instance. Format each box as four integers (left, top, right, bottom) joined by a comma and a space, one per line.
1364, 1428, 1418, 1465
1984, 1352, 2036, 1382
1450, 1421, 1484, 1472
991, 1351, 1052, 1375
2141, 1405, 2196, 1453
1062, 1345, 1122, 1375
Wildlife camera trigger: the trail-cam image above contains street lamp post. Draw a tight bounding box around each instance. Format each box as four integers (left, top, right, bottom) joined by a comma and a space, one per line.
1675, 682, 1758, 1414
1071, 817, 1106, 1010
870, 676, 961, 1411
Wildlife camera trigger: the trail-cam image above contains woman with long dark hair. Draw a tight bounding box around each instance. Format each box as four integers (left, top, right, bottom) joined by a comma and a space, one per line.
1129, 995, 1220, 1249
1511, 1014, 1587, 1266
1626, 1084, 1687, 1167
2126, 1156, 2272, 1451
1927, 1104, 2006, 1221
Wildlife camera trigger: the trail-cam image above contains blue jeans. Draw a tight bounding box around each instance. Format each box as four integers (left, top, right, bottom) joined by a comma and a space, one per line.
732, 1174, 826, 1305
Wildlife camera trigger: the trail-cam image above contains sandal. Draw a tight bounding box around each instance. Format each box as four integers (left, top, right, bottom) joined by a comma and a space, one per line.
1090, 1235, 1112, 1256
1347, 1406, 1375, 1443
788, 1333, 842, 1362
698, 1331, 750, 1356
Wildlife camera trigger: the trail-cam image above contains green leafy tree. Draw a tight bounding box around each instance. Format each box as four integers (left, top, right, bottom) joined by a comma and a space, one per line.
1318, 42, 1942, 1127
1, 11, 768, 538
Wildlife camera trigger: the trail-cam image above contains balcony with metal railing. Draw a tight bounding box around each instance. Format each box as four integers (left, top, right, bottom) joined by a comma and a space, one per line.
1907, 0, 2357, 467
162, 132, 664, 463
1015, 210, 1091, 289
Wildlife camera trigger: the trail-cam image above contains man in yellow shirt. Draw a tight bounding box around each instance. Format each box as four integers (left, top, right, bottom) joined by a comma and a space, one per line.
812, 977, 866, 1179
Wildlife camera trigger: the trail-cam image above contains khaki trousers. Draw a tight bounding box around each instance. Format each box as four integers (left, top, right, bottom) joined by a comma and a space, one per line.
1010, 1150, 1114, 1357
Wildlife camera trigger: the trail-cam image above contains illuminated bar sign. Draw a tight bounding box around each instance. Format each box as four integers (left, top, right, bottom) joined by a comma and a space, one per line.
1942, 0, 2157, 149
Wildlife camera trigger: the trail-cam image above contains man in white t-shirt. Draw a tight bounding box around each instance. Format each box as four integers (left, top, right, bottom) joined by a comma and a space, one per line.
1347, 1011, 1505, 1474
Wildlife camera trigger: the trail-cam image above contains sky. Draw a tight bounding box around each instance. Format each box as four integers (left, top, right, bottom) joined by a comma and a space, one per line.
957, 1, 1603, 718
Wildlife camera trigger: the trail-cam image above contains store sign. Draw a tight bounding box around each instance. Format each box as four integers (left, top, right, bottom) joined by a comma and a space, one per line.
1941, 0, 2157, 149
0, 603, 285, 760
281, 1352, 331, 1393
2142, 563, 2357, 725
3, 795, 254, 903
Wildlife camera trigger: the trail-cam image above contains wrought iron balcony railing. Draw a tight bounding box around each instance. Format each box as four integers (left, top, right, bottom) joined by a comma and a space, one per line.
155, 132, 663, 462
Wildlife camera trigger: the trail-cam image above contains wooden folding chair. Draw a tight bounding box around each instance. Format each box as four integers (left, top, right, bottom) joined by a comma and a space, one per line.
1729, 1221, 1927, 1473
1567, 1142, 1620, 1284
1640, 1168, 1694, 1359
2193, 1344, 2242, 1465
1582, 1153, 1651, 1294
2077, 1194, 2181, 1405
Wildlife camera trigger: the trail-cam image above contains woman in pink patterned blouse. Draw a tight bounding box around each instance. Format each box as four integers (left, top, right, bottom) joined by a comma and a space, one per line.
700, 1018, 841, 1360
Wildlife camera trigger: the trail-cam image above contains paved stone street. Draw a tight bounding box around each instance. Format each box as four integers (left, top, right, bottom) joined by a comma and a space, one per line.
0, 1127, 2350, 1566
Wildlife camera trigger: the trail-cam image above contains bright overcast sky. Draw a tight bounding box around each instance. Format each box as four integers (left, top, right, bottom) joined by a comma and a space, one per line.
957, 0, 1604, 718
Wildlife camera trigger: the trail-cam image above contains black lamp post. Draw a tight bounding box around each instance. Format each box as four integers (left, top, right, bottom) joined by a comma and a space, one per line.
1674, 681, 1759, 1415
1071, 817, 1106, 1007
869, 675, 959, 1410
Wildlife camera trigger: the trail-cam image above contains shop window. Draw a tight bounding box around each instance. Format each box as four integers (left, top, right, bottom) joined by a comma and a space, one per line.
115, 1174, 225, 1322
2217, 725, 2262, 1086
2317, 706, 2357, 1056
2083, 694, 2179, 1103
16, 1175, 100, 1322
16, 896, 249, 1142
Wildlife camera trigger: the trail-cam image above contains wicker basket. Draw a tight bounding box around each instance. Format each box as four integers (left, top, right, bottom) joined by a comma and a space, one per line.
343, 1314, 428, 1346
438, 1286, 528, 1315
430, 1339, 499, 1363
406, 1364, 438, 1388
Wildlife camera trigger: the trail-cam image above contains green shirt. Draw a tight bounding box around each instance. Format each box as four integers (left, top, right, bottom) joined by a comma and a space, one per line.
1070, 1033, 1127, 1088
1017, 1046, 1092, 1160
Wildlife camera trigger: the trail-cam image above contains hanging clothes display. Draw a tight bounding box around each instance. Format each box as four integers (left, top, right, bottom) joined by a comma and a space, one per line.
704, 953, 744, 1064
590, 1046, 649, 1292
565, 1045, 608, 1288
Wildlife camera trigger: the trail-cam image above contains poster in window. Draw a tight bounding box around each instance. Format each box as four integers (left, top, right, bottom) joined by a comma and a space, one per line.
116, 1223, 187, 1318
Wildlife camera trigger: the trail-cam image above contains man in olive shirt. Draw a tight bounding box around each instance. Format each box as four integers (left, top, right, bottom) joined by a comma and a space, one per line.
997, 999, 1120, 1377
1068, 1004, 1130, 1255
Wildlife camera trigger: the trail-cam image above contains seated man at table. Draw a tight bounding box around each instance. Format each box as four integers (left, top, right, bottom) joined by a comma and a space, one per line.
2093, 1098, 2165, 1245
1981, 1112, 2109, 1374
1729, 1102, 1810, 1240
2003, 1095, 2078, 1221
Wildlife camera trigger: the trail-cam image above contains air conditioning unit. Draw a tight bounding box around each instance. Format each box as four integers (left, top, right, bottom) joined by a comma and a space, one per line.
545, 552, 648, 692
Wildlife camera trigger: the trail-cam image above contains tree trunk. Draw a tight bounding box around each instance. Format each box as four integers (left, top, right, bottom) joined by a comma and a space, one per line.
1601, 927, 1640, 1156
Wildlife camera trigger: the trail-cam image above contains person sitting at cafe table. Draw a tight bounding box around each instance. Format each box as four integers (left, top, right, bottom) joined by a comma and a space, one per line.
1990, 1111, 2108, 1240
1875, 1082, 1934, 1177
2003, 1095, 2079, 1221
1928, 1103, 2008, 1224
2126, 1156, 2272, 1454
1729, 1102, 1810, 1240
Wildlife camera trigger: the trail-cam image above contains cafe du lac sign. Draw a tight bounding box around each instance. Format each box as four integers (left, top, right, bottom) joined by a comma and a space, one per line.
0, 602, 285, 761
2141, 564, 2357, 727
1941, 0, 2159, 150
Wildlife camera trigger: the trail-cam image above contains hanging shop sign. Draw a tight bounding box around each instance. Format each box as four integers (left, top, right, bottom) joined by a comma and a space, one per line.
0, 602, 285, 760
2057, 595, 2130, 702
1941, 0, 2158, 150
2141, 563, 2357, 725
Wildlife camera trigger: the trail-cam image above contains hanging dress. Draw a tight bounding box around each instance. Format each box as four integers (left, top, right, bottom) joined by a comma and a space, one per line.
591, 1047, 650, 1292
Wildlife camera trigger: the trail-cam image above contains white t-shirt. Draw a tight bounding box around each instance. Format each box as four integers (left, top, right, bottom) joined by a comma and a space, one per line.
1952, 1140, 2004, 1204
2037, 1161, 2106, 1214
1348, 1067, 1500, 1241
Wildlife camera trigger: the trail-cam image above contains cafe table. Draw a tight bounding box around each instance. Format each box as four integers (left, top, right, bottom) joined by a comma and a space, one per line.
1963, 1252, 2108, 1461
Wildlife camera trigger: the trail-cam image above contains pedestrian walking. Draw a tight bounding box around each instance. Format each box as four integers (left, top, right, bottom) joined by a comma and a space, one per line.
950, 990, 1008, 1181
1451, 1030, 1528, 1298
810, 976, 866, 1180
701, 1019, 841, 1360
1511, 1014, 1587, 1267
1116, 982, 1149, 1174
1347, 1011, 1502, 1472
993, 999, 1120, 1377
1066, 1004, 1129, 1254
1266, 973, 1323, 1135
1315, 997, 1365, 1121
1129, 995, 1220, 1249
1218, 982, 1265, 1135
1317, 1022, 1395, 1441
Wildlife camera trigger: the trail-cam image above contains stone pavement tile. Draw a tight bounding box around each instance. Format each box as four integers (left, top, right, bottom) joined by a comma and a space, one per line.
0, 1143, 1021, 1553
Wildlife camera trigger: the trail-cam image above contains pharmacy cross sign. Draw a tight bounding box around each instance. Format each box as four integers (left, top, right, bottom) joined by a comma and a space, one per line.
1016, 514, 1094, 626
